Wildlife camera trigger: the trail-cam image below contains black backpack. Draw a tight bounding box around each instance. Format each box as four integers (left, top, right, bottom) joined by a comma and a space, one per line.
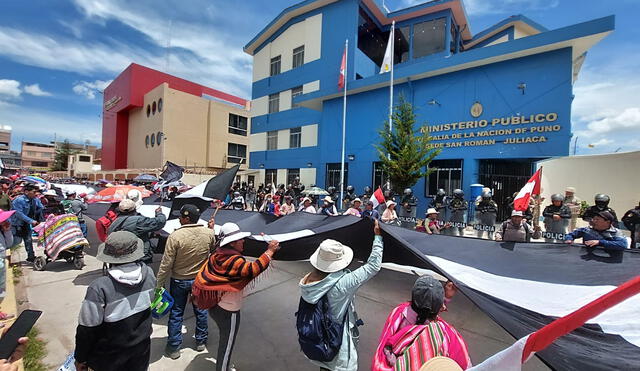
295, 295, 347, 362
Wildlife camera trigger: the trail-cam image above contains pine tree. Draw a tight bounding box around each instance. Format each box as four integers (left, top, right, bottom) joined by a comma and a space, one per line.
52, 139, 76, 171
375, 95, 442, 193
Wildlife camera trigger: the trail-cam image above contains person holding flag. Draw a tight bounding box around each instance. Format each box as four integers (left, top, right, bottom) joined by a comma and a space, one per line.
496, 169, 543, 242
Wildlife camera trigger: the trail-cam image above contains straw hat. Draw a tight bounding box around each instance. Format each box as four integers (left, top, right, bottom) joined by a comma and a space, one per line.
419, 357, 463, 371
426, 208, 439, 215
323, 196, 334, 204
386, 200, 396, 207
310, 239, 354, 273
218, 222, 251, 247
302, 197, 312, 203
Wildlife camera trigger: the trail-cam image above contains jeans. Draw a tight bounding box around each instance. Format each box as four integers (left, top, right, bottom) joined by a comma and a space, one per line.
79, 221, 87, 238
167, 278, 208, 348
13, 225, 34, 259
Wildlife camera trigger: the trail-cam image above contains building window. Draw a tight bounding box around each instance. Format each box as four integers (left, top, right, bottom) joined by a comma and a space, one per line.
146, 105, 151, 117
287, 168, 300, 186
227, 143, 247, 164
426, 159, 462, 196
40, 152, 51, 158
413, 17, 446, 59
158, 98, 163, 112
289, 127, 301, 149
157, 132, 163, 145
292, 45, 305, 68
145, 135, 149, 148
267, 130, 278, 150
268, 93, 280, 114
265, 169, 277, 186
325, 163, 348, 191
228, 113, 248, 136
291, 86, 303, 108
270, 55, 281, 76
152, 101, 157, 115
31, 161, 48, 167
26, 151, 36, 157
372, 161, 390, 190
78, 155, 91, 162
151, 133, 155, 147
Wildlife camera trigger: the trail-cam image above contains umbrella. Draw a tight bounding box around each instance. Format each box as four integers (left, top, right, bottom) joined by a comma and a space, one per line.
301, 186, 329, 196
88, 185, 153, 203
134, 174, 158, 182
21, 176, 47, 184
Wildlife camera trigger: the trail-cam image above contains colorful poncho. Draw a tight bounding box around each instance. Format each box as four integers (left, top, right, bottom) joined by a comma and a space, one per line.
34, 214, 89, 260
192, 247, 272, 310
372, 302, 472, 371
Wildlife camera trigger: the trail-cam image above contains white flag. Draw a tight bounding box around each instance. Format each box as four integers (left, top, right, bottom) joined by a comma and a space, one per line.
379, 27, 394, 74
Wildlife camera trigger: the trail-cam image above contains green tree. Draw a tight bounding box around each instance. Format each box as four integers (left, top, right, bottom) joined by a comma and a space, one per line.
51, 139, 76, 171
375, 96, 442, 193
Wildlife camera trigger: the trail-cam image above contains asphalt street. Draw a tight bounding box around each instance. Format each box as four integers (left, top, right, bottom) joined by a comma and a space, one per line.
20, 219, 549, 370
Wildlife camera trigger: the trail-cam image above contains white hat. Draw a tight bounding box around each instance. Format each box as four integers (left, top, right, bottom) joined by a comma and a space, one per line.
302, 197, 312, 203
43, 190, 57, 197
565, 186, 576, 193
419, 356, 463, 371
511, 210, 524, 217
352, 198, 362, 204
310, 239, 354, 273
127, 189, 144, 208
118, 199, 137, 213
426, 208, 439, 215
386, 200, 396, 207
323, 196, 334, 203
218, 222, 251, 247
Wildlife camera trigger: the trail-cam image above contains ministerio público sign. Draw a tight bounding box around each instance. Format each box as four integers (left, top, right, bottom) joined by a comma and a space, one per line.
420, 112, 560, 149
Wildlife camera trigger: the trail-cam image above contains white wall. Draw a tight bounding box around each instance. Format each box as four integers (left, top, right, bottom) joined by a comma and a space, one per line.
485, 35, 509, 47
300, 168, 317, 187
303, 80, 320, 94
277, 169, 288, 185
277, 130, 290, 150
252, 96, 269, 117
301, 124, 318, 147
537, 151, 640, 225
280, 89, 292, 111
250, 132, 267, 152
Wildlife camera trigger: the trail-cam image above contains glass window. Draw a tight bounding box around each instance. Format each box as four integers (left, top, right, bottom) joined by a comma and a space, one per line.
395, 26, 410, 64
413, 17, 446, 59
292, 45, 305, 68
150, 133, 155, 147
289, 127, 301, 149
325, 163, 348, 191
152, 101, 157, 115
270, 55, 281, 76
227, 143, 247, 164
372, 161, 389, 190
291, 86, 303, 108
426, 159, 462, 196
267, 130, 278, 150
158, 98, 163, 112
287, 168, 300, 186
146, 105, 151, 117
79, 155, 91, 162
228, 113, 248, 136
268, 93, 280, 114
145, 135, 149, 148
157, 132, 163, 145
265, 169, 277, 185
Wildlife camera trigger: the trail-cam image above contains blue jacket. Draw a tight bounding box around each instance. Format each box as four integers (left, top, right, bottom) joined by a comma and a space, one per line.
564, 226, 627, 250
11, 195, 44, 228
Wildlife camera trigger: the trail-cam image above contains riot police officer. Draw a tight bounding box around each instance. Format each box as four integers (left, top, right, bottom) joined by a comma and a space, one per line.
401, 188, 418, 213
475, 191, 498, 239
582, 194, 618, 227
327, 186, 339, 205
622, 201, 640, 249
361, 186, 372, 206
542, 193, 571, 242
343, 185, 356, 210
448, 189, 468, 236
430, 189, 448, 215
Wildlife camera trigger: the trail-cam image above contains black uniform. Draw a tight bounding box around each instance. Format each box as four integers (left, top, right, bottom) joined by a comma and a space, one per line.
622, 206, 640, 249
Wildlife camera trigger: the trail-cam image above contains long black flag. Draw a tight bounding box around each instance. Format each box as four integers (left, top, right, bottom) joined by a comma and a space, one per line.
159, 161, 184, 183
203, 164, 239, 199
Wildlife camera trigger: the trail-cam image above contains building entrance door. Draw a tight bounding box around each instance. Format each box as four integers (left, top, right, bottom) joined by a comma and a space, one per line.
479, 159, 536, 222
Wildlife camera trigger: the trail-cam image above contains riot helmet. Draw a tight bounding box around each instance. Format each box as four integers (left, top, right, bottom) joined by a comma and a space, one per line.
551, 193, 564, 203
594, 194, 610, 209
346, 185, 354, 193
404, 188, 413, 196
327, 186, 336, 194
364, 186, 372, 194
453, 189, 464, 199
481, 191, 492, 200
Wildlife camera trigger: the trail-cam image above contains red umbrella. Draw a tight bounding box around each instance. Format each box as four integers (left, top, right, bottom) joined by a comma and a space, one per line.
88, 185, 152, 203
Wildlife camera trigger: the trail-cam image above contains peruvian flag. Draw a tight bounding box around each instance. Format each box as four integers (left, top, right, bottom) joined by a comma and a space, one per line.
370, 187, 386, 209
513, 168, 542, 211
338, 45, 346, 89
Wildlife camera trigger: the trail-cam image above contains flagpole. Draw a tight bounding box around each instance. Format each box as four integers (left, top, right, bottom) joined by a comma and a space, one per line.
339, 39, 348, 210
388, 21, 395, 132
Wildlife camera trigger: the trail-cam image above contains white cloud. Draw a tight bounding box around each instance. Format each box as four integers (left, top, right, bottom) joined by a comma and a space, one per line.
588, 138, 614, 147
0, 80, 21, 98
23, 84, 52, 97
585, 107, 640, 135
73, 79, 112, 99
401, 0, 558, 15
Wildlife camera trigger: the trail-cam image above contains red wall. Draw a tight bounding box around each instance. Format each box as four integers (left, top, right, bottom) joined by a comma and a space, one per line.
101, 63, 247, 170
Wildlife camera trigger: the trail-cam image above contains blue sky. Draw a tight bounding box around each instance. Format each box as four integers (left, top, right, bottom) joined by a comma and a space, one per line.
0, 0, 638, 155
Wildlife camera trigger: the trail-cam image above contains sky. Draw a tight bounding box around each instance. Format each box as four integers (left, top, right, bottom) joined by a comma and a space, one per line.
0, 0, 638, 155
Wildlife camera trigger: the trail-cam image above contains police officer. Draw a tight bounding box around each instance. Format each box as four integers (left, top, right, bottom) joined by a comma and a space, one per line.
342, 185, 356, 210
447, 189, 468, 236
582, 194, 618, 227
475, 191, 498, 240
542, 193, 571, 242
327, 186, 339, 205
430, 189, 448, 215
228, 191, 245, 210
361, 186, 372, 206
622, 201, 640, 249
401, 188, 417, 213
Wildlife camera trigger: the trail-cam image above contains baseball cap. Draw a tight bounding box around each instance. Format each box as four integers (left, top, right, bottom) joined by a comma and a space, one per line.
596, 210, 615, 222
180, 204, 201, 221
511, 210, 524, 217
411, 275, 445, 317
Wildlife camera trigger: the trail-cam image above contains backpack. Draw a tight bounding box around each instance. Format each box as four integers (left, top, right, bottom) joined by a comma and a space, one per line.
95, 210, 118, 242
295, 295, 347, 362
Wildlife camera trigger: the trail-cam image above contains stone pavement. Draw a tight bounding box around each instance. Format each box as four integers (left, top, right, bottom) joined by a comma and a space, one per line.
18, 221, 549, 370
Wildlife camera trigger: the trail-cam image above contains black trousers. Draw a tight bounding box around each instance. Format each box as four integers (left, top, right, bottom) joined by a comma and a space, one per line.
88, 339, 150, 371
210, 306, 241, 371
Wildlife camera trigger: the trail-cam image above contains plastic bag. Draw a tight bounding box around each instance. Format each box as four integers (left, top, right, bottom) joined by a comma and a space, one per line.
57, 353, 76, 371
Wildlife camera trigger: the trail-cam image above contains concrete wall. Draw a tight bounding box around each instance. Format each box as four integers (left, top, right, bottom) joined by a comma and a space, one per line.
127, 84, 165, 169
537, 151, 640, 221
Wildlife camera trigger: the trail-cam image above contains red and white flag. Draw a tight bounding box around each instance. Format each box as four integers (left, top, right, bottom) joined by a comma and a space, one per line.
338, 45, 346, 90
370, 187, 386, 209
512, 168, 542, 212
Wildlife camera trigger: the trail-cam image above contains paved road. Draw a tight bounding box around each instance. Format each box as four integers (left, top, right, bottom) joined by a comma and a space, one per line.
21, 220, 548, 370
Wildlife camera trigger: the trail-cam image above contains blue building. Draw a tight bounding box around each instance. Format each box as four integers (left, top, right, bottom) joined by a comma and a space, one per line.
244, 0, 614, 217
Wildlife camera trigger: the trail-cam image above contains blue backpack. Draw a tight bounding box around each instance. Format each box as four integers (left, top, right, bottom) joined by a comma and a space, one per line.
295, 295, 347, 362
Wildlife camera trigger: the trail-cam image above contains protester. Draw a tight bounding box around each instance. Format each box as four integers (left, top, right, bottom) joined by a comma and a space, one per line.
343, 198, 362, 217
425, 208, 447, 235
300, 197, 317, 214
565, 211, 627, 250
10, 184, 43, 262
280, 195, 296, 216
69, 193, 89, 237
42, 189, 64, 217
74, 231, 155, 371
564, 186, 581, 231
382, 200, 399, 225
228, 191, 245, 211
0, 179, 11, 211
299, 219, 384, 370
245, 183, 257, 211
362, 200, 380, 220
0, 210, 15, 321
495, 210, 541, 242
582, 194, 618, 227
259, 194, 275, 214
622, 202, 640, 249
108, 199, 167, 264
542, 194, 571, 242
373, 275, 471, 370
191, 222, 280, 371
319, 196, 339, 216
156, 204, 214, 359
